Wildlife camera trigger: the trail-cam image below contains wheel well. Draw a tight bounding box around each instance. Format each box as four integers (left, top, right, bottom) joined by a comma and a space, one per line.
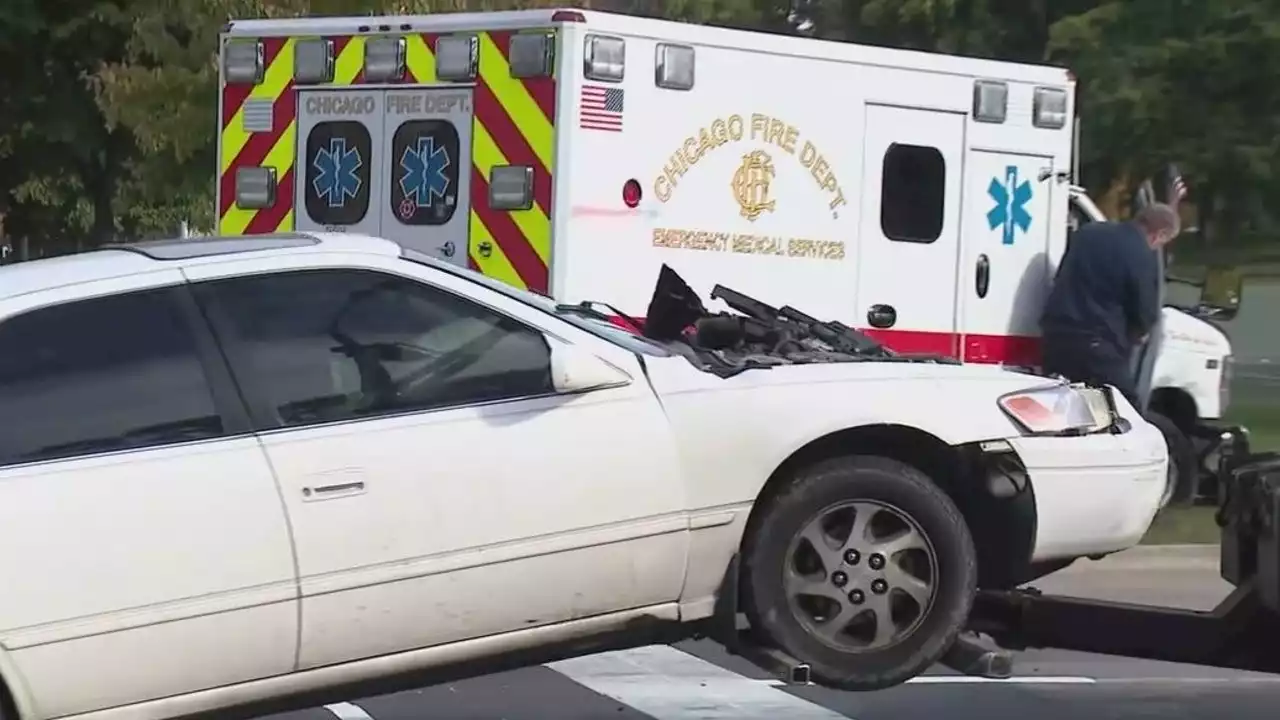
0, 674, 17, 720
1149, 387, 1198, 434
744, 424, 1038, 590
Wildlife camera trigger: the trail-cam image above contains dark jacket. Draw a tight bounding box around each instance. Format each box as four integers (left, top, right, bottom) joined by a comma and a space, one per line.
1040, 220, 1161, 356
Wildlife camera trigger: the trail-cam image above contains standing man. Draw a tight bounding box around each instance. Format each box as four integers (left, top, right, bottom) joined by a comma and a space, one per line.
1039, 203, 1180, 408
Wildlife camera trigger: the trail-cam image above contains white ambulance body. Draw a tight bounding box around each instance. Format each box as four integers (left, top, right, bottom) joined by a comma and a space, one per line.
553, 12, 1072, 370
219, 8, 1234, 499
543, 10, 1235, 499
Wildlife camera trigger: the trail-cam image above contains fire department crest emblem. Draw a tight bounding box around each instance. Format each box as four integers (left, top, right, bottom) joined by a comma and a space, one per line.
731, 150, 777, 222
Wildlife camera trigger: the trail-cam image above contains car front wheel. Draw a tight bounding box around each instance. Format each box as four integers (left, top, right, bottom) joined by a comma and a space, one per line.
741, 455, 977, 690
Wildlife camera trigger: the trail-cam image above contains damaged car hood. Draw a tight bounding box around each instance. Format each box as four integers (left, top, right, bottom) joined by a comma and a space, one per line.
609, 264, 1037, 382
596, 265, 1062, 445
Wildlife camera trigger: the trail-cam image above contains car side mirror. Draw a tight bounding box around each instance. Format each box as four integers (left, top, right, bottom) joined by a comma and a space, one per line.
1198, 265, 1243, 320
547, 337, 632, 394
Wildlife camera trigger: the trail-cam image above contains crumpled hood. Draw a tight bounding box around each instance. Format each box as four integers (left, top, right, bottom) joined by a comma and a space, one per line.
644, 353, 1052, 395
641, 355, 1063, 448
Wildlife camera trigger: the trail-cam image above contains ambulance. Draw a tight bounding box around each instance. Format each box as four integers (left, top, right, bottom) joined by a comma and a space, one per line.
215, 7, 1241, 504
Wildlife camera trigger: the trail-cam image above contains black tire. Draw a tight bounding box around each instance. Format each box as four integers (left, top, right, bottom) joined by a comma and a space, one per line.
740, 455, 977, 690
1146, 411, 1197, 508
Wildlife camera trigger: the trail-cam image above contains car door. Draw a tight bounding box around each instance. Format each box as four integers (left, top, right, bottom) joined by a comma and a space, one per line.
0, 274, 297, 718
183, 254, 688, 670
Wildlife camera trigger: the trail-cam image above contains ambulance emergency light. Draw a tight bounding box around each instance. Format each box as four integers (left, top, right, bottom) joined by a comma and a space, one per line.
436, 35, 479, 81
365, 36, 406, 82
1033, 86, 1068, 129
509, 32, 555, 77
294, 38, 335, 84
655, 43, 694, 91
584, 34, 625, 82
971, 79, 1007, 123
234, 167, 276, 210
490, 165, 534, 211
223, 40, 264, 85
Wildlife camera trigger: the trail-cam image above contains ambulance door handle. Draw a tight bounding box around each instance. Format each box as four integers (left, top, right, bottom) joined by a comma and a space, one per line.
975, 254, 991, 299
867, 304, 896, 329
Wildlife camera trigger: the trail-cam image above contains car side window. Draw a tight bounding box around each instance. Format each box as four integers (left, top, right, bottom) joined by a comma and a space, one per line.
197, 269, 554, 428
0, 288, 225, 467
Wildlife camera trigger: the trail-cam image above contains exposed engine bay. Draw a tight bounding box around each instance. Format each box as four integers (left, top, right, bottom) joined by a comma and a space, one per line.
625, 265, 961, 378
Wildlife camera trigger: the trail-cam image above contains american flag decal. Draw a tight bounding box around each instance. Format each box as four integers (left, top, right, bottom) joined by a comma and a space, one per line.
579, 84, 624, 132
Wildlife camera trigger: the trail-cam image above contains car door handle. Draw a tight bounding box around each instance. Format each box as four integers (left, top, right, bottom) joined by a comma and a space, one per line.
302, 480, 366, 500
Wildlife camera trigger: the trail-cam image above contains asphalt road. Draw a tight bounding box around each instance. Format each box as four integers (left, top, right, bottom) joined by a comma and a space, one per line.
259, 547, 1280, 720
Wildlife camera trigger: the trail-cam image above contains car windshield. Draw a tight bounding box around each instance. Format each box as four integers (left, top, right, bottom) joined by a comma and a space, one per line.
399, 249, 673, 357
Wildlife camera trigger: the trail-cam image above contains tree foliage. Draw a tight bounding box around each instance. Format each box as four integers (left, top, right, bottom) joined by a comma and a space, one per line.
2, 0, 1278, 257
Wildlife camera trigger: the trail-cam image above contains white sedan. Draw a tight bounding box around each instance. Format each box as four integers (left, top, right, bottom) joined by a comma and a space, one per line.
0, 232, 1167, 720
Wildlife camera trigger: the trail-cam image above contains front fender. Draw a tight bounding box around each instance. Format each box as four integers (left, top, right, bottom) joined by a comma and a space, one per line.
764, 377, 1026, 458
644, 359, 1034, 511
0, 642, 37, 720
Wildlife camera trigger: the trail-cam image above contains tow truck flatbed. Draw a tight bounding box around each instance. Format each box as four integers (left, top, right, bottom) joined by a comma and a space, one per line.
963, 429, 1280, 675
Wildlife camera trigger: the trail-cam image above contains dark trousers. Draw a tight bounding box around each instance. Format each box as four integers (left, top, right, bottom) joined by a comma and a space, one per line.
1041, 331, 1140, 409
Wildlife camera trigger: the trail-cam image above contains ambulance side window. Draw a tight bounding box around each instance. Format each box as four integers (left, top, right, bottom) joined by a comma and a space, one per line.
304, 121, 373, 226
880, 143, 945, 244
389, 119, 460, 226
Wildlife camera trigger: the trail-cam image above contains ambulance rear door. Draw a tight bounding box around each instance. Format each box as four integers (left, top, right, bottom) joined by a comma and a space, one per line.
295, 86, 473, 267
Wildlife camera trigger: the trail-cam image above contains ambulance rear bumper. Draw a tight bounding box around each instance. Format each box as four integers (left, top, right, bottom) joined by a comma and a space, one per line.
1009, 399, 1169, 563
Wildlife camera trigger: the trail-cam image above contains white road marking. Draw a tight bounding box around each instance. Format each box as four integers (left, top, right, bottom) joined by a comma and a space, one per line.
756, 675, 1096, 686
1093, 676, 1280, 685
324, 702, 374, 720
904, 675, 1096, 685
547, 645, 851, 719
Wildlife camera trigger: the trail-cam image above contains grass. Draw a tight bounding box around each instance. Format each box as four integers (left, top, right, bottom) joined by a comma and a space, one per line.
1170, 262, 1280, 280
1140, 402, 1280, 544
1228, 404, 1280, 453
1142, 505, 1221, 545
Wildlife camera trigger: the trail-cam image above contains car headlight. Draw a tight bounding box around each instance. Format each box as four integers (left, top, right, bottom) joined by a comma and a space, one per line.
997, 383, 1115, 436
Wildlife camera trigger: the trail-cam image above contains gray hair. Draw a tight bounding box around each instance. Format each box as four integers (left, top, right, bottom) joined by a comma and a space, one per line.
1133, 203, 1181, 237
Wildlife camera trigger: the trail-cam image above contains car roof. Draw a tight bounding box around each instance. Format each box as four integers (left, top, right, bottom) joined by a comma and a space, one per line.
0, 232, 404, 301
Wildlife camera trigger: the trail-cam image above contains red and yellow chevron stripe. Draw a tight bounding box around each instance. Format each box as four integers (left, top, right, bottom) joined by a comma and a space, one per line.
218, 30, 557, 293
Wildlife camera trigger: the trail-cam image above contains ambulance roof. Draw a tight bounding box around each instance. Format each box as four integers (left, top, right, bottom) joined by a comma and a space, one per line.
225, 9, 1072, 87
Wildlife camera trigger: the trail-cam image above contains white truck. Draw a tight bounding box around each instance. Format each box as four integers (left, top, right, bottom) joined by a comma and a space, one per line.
216, 7, 1240, 510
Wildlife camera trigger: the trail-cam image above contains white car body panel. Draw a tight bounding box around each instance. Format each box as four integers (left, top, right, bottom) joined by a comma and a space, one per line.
0, 233, 1168, 719
178, 250, 690, 670
0, 271, 298, 719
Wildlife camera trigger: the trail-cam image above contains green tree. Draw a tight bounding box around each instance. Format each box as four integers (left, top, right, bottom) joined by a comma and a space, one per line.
1049, 0, 1280, 245
1, 0, 136, 256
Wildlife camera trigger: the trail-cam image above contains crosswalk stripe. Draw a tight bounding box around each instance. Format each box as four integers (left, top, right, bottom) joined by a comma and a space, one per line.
547, 645, 853, 719
324, 701, 374, 720
758, 674, 1096, 686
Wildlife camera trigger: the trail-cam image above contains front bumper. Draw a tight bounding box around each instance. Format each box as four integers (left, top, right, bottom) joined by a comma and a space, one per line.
1007, 399, 1170, 563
